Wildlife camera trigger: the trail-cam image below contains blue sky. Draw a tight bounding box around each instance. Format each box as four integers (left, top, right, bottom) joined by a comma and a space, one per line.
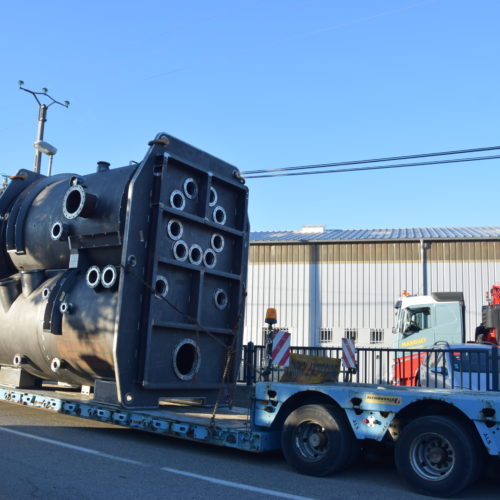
2, 0, 499, 231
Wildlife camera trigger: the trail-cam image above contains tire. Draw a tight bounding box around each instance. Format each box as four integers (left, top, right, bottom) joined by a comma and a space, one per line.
281, 404, 357, 476
395, 415, 484, 497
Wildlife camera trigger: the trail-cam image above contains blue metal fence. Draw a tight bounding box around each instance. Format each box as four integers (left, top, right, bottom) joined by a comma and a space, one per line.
237, 343, 500, 391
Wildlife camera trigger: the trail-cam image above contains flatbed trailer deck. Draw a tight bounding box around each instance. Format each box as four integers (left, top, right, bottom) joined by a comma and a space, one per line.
0, 384, 278, 453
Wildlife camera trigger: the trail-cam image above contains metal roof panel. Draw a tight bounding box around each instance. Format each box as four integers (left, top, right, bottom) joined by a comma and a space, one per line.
250, 226, 500, 242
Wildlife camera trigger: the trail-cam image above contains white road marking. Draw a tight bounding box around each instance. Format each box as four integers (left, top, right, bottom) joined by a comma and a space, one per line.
161, 466, 316, 500
0, 427, 145, 466
0, 426, 315, 500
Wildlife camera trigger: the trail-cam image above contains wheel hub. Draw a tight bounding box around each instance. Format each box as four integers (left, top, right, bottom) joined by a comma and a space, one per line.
308, 431, 325, 448
410, 433, 455, 481
295, 421, 328, 461
427, 445, 447, 466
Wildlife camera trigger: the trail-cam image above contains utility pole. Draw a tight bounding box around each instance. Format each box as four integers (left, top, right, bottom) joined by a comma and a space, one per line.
18, 81, 69, 174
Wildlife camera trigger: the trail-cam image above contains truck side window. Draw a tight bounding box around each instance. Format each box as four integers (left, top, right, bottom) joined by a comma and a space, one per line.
405, 307, 431, 333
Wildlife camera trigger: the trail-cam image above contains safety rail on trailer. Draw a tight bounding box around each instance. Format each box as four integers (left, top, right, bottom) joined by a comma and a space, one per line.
239, 344, 500, 390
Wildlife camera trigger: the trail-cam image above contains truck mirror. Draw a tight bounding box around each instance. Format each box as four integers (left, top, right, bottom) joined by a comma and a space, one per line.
430, 366, 448, 376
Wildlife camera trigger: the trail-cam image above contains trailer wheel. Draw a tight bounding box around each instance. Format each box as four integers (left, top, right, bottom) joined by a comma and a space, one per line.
281, 404, 357, 476
395, 415, 483, 497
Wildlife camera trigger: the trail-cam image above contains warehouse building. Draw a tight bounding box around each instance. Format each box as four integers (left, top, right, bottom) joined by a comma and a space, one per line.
244, 226, 500, 347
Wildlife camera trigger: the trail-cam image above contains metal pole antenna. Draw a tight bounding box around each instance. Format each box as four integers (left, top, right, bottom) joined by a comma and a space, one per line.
18, 81, 69, 174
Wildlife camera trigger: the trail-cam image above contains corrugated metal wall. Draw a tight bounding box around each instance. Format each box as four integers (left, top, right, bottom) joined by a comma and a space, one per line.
244, 240, 500, 347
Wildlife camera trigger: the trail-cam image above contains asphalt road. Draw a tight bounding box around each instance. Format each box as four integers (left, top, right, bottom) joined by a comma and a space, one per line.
0, 401, 499, 500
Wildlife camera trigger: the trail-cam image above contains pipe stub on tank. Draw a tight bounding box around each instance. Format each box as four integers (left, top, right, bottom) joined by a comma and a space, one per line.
63, 184, 96, 219
50, 221, 69, 241
13, 354, 28, 367
51, 357, 66, 373
59, 301, 72, 314
86, 266, 101, 289
101, 265, 118, 289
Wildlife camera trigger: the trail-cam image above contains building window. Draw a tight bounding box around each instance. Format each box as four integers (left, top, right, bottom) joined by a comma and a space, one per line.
319, 328, 333, 344
261, 327, 289, 344
344, 328, 358, 342
370, 329, 384, 344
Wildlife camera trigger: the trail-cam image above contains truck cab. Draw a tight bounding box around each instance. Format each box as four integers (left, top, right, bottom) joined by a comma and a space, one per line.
393, 292, 466, 349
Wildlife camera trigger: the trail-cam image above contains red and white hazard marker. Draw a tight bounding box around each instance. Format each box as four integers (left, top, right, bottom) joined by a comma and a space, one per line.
342, 337, 356, 370
272, 330, 291, 367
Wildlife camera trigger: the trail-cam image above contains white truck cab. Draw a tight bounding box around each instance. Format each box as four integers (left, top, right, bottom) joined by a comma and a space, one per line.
393, 292, 465, 349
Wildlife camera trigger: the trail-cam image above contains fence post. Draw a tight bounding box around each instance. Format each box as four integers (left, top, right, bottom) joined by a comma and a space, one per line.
245, 341, 255, 386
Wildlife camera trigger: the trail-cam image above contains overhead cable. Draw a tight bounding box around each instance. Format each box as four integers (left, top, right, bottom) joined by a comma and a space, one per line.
244, 154, 500, 179
242, 145, 500, 176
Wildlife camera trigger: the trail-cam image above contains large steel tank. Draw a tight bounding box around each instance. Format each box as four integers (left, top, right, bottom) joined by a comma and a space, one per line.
0, 134, 249, 408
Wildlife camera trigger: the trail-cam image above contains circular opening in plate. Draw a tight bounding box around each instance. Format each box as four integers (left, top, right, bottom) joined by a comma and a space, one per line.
167, 219, 183, 241
213, 206, 226, 225
170, 190, 186, 211
209, 187, 218, 207
183, 178, 198, 199
203, 249, 217, 268
173, 240, 188, 261
211, 233, 224, 253
214, 289, 228, 310
155, 276, 169, 298
173, 339, 200, 381
189, 244, 203, 265
42, 287, 50, 299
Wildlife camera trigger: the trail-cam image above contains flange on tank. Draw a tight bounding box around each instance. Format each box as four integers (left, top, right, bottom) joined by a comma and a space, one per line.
0, 134, 249, 408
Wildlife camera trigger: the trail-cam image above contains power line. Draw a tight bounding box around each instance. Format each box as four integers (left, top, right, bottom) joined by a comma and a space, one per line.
242, 145, 500, 176
243, 153, 500, 179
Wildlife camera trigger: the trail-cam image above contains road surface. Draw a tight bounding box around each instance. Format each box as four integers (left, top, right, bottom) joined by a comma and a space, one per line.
0, 401, 498, 499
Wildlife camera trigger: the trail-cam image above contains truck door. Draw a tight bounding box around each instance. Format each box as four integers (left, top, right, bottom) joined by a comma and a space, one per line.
399, 306, 432, 348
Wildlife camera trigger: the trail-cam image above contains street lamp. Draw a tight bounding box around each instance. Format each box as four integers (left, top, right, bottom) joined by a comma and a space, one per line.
33, 140, 57, 176
18, 81, 69, 174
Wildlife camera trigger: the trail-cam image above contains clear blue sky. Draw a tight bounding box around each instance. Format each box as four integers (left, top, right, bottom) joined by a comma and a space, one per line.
2, 0, 499, 231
